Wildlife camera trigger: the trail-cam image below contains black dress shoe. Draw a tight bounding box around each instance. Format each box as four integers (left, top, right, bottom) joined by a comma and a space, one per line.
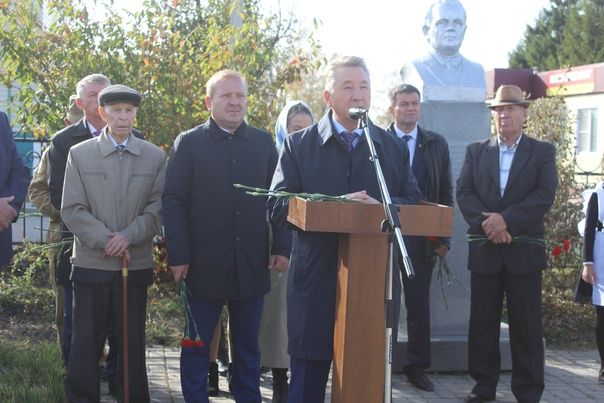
406, 371, 434, 392
465, 392, 495, 403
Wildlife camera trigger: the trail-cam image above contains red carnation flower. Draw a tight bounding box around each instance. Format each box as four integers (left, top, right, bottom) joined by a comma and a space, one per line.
180, 337, 205, 348
428, 236, 439, 243
552, 245, 562, 257
562, 239, 570, 253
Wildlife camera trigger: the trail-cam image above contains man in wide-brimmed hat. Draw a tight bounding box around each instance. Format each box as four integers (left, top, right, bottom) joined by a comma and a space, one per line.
456, 84, 558, 403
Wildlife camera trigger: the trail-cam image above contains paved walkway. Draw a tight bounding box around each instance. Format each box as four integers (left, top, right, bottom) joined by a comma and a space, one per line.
100, 347, 604, 402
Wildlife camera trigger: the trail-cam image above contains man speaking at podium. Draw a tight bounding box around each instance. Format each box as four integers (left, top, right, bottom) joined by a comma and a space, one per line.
269, 55, 423, 403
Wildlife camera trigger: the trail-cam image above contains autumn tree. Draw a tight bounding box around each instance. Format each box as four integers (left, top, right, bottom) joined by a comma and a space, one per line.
0, 0, 316, 147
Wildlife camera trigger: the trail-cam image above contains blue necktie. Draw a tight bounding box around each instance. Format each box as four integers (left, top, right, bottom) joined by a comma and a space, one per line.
116, 144, 125, 153
339, 132, 356, 152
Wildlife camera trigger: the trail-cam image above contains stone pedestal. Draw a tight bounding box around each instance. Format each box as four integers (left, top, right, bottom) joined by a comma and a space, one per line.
392, 102, 513, 372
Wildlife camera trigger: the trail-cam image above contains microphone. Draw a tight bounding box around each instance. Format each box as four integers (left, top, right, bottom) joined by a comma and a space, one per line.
348, 107, 368, 120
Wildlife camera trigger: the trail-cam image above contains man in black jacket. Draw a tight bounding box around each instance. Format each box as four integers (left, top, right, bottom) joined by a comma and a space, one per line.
386, 83, 453, 392
162, 69, 290, 403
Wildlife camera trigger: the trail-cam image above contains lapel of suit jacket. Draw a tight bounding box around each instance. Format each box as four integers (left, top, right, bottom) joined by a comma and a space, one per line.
486, 136, 500, 195
503, 135, 533, 196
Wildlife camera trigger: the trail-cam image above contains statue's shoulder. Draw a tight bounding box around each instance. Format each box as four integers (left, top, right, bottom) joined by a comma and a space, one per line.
462, 56, 485, 74
410, 54, 435, 69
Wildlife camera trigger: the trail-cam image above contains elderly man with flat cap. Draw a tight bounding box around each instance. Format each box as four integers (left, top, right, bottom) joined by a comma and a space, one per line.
62, 84, 166, 402
456, 85, 558, 403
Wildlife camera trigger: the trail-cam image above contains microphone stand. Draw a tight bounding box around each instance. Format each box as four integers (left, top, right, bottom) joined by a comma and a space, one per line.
356, 113, 414, 403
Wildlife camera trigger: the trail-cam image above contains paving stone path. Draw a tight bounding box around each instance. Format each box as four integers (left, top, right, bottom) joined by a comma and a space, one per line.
97, 347, 604, 402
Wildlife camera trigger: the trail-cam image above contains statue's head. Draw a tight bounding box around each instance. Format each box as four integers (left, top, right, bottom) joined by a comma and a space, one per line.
423, 0, 467, 57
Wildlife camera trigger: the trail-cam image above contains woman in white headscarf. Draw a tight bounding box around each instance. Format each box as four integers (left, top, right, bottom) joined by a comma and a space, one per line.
577, 182, 604, 383
274, 100, 313, 149
259, 100, 313, 402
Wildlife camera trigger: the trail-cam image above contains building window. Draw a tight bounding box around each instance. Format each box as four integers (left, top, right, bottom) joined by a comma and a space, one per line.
576, 108, 598, 153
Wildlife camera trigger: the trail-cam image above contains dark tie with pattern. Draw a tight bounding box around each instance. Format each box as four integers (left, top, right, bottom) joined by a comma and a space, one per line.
93, 129, 102, 137
116, 144, 125, 153
402, 135, 412, 143
339, 131, 357, 152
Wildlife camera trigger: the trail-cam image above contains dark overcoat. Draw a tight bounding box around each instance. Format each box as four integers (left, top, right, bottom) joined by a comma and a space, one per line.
162, 119, 289, 300
0, 112, 29, 267
269, 111, 422, 360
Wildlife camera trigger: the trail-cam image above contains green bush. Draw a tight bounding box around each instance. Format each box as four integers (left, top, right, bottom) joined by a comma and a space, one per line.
0, 244, 54, 317
527, 96, 595, 347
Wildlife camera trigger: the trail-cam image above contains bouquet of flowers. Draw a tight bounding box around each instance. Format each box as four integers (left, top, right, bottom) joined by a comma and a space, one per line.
233, 183, 358, 202
179, 280, 205, 348
466, 234, 546, 247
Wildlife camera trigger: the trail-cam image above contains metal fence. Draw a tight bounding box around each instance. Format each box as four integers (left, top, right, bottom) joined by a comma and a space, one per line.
12, 132, 48, 245
575, 159, 604, 189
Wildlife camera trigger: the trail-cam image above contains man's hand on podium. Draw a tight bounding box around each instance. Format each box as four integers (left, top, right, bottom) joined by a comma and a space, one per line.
345, 190, 379, 204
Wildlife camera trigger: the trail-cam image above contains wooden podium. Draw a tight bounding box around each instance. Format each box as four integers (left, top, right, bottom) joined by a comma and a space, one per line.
287, 197, 453, 403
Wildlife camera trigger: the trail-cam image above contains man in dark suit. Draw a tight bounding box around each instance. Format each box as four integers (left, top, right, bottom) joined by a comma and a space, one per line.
0, 111, 29, 268
269, 56, 423, 403
386, 84, 453, 392
456, 85, 558, 403
162, 69, 290, 403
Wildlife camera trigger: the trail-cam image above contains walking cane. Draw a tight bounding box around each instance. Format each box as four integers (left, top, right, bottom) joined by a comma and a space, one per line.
122, 254, 130, 403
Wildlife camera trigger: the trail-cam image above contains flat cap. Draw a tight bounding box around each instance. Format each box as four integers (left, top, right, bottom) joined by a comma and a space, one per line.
98, 84, 141, 107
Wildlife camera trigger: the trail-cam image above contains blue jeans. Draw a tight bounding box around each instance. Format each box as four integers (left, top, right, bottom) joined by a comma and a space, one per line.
180, 295, 264, 403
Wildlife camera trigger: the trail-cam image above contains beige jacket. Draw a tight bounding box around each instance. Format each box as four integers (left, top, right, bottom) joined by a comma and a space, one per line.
61, 131, 166, 271
28, 148, 62, 243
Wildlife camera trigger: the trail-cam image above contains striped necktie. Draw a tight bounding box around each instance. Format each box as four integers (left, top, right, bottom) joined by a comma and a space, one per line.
339, 131, 356, 152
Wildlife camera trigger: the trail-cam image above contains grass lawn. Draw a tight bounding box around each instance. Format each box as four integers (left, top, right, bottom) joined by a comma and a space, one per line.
0, 245, 184, 402
0, 341, 65, 402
